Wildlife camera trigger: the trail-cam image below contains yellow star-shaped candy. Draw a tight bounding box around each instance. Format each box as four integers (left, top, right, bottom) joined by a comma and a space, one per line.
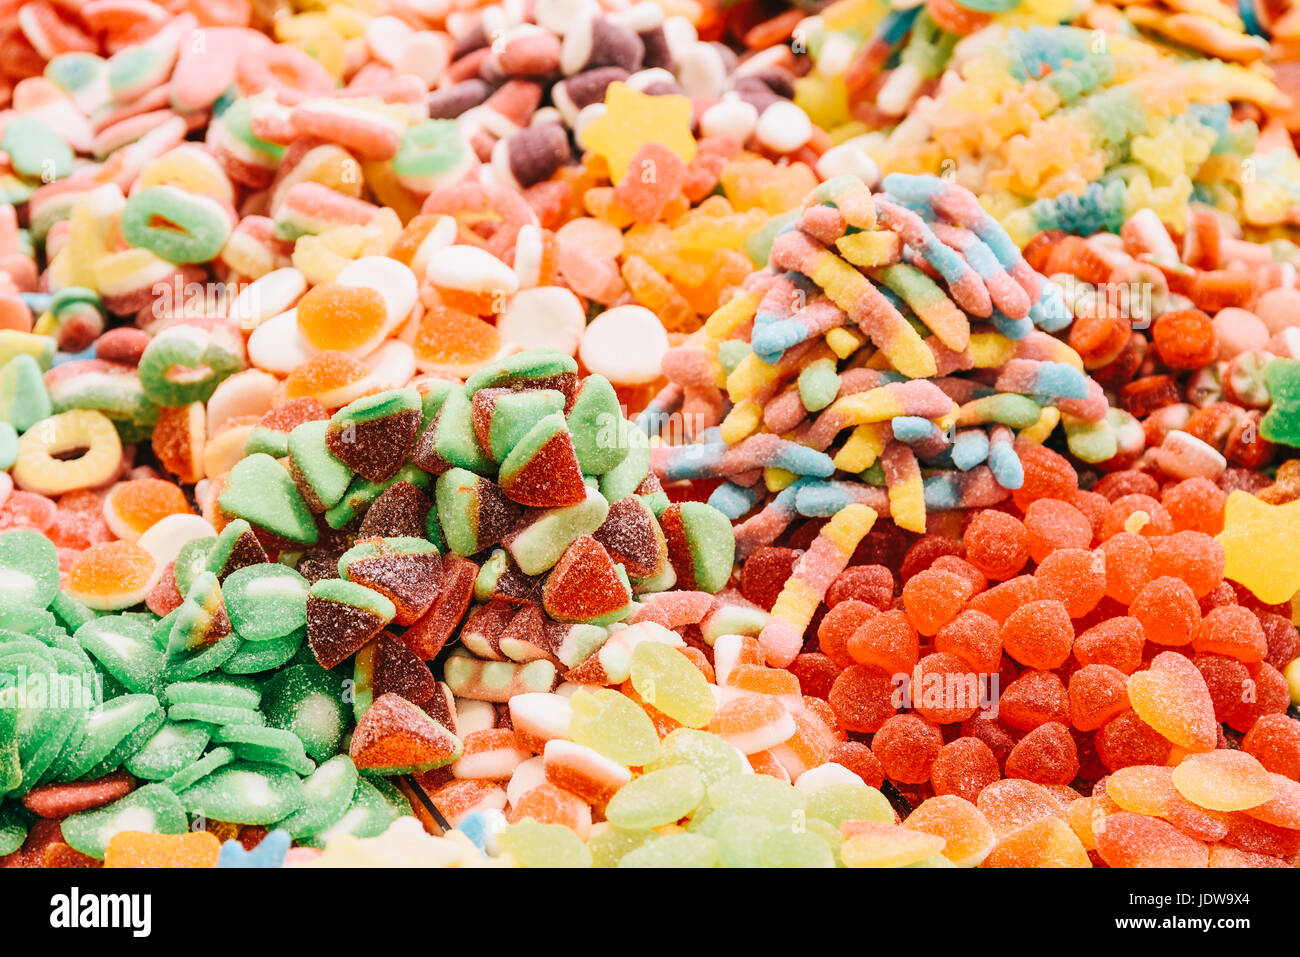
580, 82, 697, 185
1217, 490, 1300, 606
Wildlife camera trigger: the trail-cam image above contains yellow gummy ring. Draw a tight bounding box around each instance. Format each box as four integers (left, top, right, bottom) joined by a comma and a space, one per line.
13, 410, 123, 496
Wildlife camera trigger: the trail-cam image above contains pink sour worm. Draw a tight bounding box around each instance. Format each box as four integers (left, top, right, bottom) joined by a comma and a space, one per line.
759, 502, 878, 667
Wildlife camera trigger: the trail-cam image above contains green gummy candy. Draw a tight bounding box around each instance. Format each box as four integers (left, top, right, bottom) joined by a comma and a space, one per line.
261, 663, 347, 763
717, 340, 752, 375
178, 761, 306, 825
697, 809, 771, 866
464, 349, 577, 395
297, 775, 402, 848
1, 115, 73, 181
425, 388, 492, 473
0, 530, 60, 610
0, 695, 21, 794
504, 486, 610, 575
498, 818, 592, 868
707, 773, 806, 827
628, 641, 714, 728
664, 502, 735, 594
123, 721, 212, 781
0, 804, 27, 856
243, 426, 289, 458
647, 728, 749, 790
798, 358, 840, 412
219, 453, 319, 545
164, 674, 261, 710
56, 693, 164, 782
62, 784, 189, 860
569, 687, 660, 766
618, 832, 717, 868
0, 422, 15, 472
496, 412, 576, 495
1261, 358, 1300, 446
392, 119, 472, 181
806, 782, 894, 828
566, 374, 628, 475
49, 592, 95, 634
758, 828, 835, 868
0, 355, 52, 432
588, 825, 656, 867
605, 765, 705, 829
274, 754, 358, 838
419, 379, 458, 431
173, 537, 216, 596
224, 563, 309, 641
700, 603, 767, 644
221, 627, 304, 674
121, 186, 231, 264
436, 468, 519, 557
598, 421, 650, 503
211, 724, 315, 776
288, 419, 352, 510
167, 702, 264, 727
161, 746, 235, 793
483, 389, 565, 462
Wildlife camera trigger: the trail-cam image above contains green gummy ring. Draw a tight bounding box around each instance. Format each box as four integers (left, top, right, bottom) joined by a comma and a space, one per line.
138, 326, 244, 408
162, 745, 236, 793
120, 186, 233, 265
0, 530, 60, 610
392, 120, 473, 184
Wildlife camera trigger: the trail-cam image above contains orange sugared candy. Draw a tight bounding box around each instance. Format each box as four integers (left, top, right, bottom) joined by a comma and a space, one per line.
297, 283, 388, 352
63, 540, 157, 611
102, 479, 192, 542
103, 831, 221, 868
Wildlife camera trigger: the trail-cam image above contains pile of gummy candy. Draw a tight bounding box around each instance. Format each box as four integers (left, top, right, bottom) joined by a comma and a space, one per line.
4, 0, 1300, 869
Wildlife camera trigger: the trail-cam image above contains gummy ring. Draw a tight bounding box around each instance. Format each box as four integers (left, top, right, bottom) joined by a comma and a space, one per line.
138, 322, 246, 407
391, 120, 476, 194
120, 185, 235, 264
13, 409, 123, 495
420, 181, 539, 258
235, 43, 335, 105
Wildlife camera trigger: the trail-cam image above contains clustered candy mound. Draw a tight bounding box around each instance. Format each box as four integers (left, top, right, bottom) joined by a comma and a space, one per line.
3, 0, 1300, 869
